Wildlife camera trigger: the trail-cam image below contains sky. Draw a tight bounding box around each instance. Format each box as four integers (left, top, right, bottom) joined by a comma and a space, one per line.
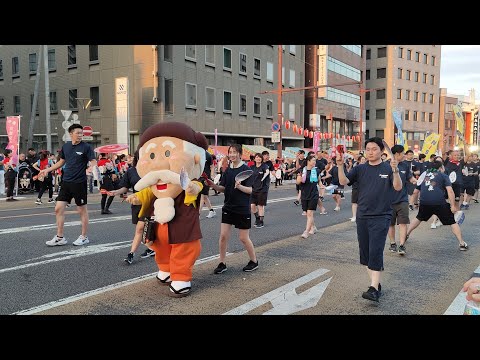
440, 45, 480, 100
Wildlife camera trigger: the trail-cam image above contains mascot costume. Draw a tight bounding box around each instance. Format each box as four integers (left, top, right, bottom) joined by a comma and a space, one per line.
127, 122, 208, 297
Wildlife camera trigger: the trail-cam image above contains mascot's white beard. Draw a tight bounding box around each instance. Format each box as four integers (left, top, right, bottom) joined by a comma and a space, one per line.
154, 197, 175, 224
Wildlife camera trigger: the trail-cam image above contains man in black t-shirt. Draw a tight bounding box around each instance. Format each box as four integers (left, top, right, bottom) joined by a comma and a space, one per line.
199, 150, 216, 219
250, 153, 270, 228
39, 124, 96, 247
293, 150, 307, 206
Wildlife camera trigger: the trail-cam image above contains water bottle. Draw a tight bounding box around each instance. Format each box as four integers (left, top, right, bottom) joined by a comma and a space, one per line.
464, 301, 480, 315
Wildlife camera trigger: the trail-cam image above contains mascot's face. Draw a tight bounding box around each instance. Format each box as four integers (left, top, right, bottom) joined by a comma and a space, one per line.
137, 136, 202, 199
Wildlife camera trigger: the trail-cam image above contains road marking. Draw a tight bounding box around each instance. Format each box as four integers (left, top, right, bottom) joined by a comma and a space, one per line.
13, 253, 231, 315
444, 264, 480, 315
223, 268, 331, 315
0, 209, 102, 220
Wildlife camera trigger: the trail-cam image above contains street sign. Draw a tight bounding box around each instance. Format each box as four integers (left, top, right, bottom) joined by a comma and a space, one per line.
82, 136, 93, 141
271, 122, 280, 132
83, 126, 93, 136
271, 131, 280, 143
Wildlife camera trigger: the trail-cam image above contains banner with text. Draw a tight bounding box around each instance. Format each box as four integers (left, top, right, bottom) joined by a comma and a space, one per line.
421, 133, 441, 157
452, 105, 465, 147
115, 77, 129, 148
6, 116, 20, 165
392, 109, 404, 145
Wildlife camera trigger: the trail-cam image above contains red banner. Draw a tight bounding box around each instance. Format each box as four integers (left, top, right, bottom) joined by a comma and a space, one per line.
313, 131, 321, 152
6, 116, 20, 165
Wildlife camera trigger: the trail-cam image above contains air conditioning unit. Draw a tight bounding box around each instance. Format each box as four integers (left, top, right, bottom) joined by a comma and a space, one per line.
152, 97, 159, 103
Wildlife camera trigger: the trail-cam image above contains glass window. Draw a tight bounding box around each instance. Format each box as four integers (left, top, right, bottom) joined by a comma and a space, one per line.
205, 45, 215, 66
239, 53, 247, 74
431, 56, 436, 66
254, 58, 261, 77
282, 67, 285, 85
366, 49, 371, 60
266, 99, 273, 118
414, 91, 419, 102
185, 83, 197, 108
429, 113, 433, 122
326, 87, 360, 108
90, 86, 100, 107
407, 49, 412, 60
398, 68, 403, 79
423, 73, 427, 83
223, 47, 232, 70
68, 45, 76, 66
267, 62, 273, 82
406, 70, 411, 80
289, 45, 296, 55
164, 78, 173, 113
405, 110, 410, 120
29, 53, 37, 72
377, 68, 386, 79
289, 69, 295, 87
376, 109, 385, 119
430, 75, 435, 85
205, 87, 215, 111
398, 47, 404, 58
415, 51, 420, 62
376, 89, 385, 99
406, 90, 411, 100
253, 97, 261, 116
50, 91, 57, 113
366, 70, 370, 80
185, 45, 196, 61
89, 45, 98, 62
413, 111, 418, 121
366, 110, 369, 120
376, 129, 384, 138
327, 57, 361, 81
423, 53, 428, 64
0, 60, 3, 79
12, 57, 19, 75
289, 103, 295, 120
30, 94, 39, 115
377, 47, 387, 58
239, 94, 247, 114
164, 45, 172, 62
223, 91, 232, 112
397, 89, 402, 99
69, 89, 78, 110
341, 45, 362, 56
48, 49, 56, 70
414, 72, 419, 82
422, 112, 427, 122
14, 95, 20, 113
422, 93, 426, 102
366, 92, 370, 100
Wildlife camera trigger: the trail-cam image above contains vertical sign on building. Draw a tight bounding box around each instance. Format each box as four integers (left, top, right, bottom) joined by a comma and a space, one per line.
473, 110, 479, 146
317, 45, 328, 98
115, 77, 129, 147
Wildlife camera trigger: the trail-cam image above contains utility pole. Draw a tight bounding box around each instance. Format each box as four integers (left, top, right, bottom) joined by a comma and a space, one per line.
277, 45, 283, 160
43, 45, 52, 152
27, 45, 43, 150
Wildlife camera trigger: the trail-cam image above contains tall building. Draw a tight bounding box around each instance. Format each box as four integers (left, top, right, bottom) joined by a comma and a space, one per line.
438, 88, 458, 153
305, 45, 364, 150
365, 45, 441, 149
0, 45, 305, 153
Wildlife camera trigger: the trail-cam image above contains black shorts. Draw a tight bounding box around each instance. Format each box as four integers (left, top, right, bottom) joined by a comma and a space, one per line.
221, 208, 251, 229
356, 217, 390, 272
463, 187, 475, 196
56, 181, 88, 206
251, 191, 267, 206
131, 205, 142, 224
390, 202, 410, 225
351, 188, 359, 204
302, 198, 318, 211
201, 184, 210, 195
452, 184, 462, 200
416, 203, 455, 225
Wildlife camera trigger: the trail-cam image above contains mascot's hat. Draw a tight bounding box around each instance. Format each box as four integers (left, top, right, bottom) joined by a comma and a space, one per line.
138, 122, 208, 151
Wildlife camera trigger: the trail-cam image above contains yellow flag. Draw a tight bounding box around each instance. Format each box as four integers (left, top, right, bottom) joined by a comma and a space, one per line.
421, 133, 441, 156
403, 133, 409, 152
452, 105, 465, 147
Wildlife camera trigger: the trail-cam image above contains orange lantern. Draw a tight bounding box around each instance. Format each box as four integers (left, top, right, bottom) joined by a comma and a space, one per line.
293, 124, 297, 133
329, 133, 333, 139
304, 129, 309, 137
298, 127, 303, 135
309, 131, 314, 139
285, 121, 291, 130
336, 134, 340, 139
356, 135, 361, 142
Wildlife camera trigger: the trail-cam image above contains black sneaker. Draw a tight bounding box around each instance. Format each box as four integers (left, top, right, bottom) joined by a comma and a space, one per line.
124, 252, 134, 264
398, 244, 406, 255
474, 199, 479, 203
256, 220, 264, 228
254, 218, 260, 227
243, 260, 259, 272
319, 196, 324, 202
388, 243, 397, 252
293, 200, 300, 206
140, 249, 155, 258
459, 242, 469, 251
362, 286, 380, 302
214, 262, 227, 274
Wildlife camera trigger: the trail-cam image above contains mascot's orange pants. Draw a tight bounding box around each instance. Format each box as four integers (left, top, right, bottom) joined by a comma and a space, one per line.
149, 223, 201, 282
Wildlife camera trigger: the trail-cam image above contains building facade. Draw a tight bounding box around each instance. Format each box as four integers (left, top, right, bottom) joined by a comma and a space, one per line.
438, 88, 458, 153
0, 45, 305, 153
305, 45, 364, 150
365, 45, 441, 148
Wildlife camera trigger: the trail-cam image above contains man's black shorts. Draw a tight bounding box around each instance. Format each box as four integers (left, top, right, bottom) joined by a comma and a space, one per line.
221, 209, 251, 229
56, 181, 88, 206
416, 203, 455, 225
251, 191, 268, 206
131, 204, 142, 224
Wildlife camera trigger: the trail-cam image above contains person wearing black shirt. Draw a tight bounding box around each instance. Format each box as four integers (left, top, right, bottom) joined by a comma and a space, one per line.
296, 154, 320, 238
199, 150, 216, 218
293, 150, 307, 206
250, 153, 270, 228
460, 154, 479, 210
210, 144, 258, 274
473, 153, 479, 203
337, 137, 403, 302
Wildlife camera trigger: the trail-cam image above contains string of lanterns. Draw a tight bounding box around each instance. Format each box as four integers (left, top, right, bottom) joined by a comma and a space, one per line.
284, 120, 361, 142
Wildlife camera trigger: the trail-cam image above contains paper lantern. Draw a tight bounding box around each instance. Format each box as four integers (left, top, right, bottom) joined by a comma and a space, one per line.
329, 133, 333, 139
356, 135, 361, 142
298, 127, 303, 135
293, 124, 297, 133
285, 121, 290, 130
309, 131, 314, 139
347, 135, 351, 141
342, 135, 346, 139
304, 129, 309, 137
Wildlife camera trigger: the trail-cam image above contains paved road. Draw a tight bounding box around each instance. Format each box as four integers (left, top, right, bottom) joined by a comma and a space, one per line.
1, 185, 478, 315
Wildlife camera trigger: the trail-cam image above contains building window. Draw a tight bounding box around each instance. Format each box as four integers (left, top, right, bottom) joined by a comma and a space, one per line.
414, 72, 419, 82
429, 113, 433, 122
205, 87, 216, 111
431, 56, 436, 66
12, 57, 19, 76
185, 45, 196, 62
429, 94, 434, 104
254, 58, 261, 78
69, 89, 78, 110
423, 73, 427, 83
164, 45, 172, 62
406, 90, 411, 100
0, 97, 4, 118
397, 68, 403, 79
397, 89, 402, 99
223, 47, 232, 71
377, 68, 386, 79
50, 91, 57, 114
289, 69, 295, 87
89, 45, 99, 62
30, 94, 39, 115
205, 45, 215, 66
398, 47, 404, 58
267, 99, 273, 118
430, 75, 435, 85
376, 130, 384, 138
239, 94, 247, 115
14, 95, 20, 114
282, 67, 285, 85
365, 92, 370, 101
376, 109, 385, 119
48, 49, 56, 70
328, 56, 361, 81
376, 89, 385, 99
414, 91, 419, 102
405, 110, 410, 120
377, 47, 387, 58
289, 45, 296, 55
415, 51, 420, 62
422, 92, 426, 103
29, 53, 37, 73
406, 70, 411, 80
68, 45, 76, 66
366, 70, 370, 80
366, 110, 370, 120
266, 61, 274, 82
366, 49, 371, 60
326, 87, 360, 107
253, 97, 261, 117
341, 45, 362, 56
185, 83, 197, 108
289, 103, 295, 120
423, 53, 428, 64
0, 60, 3, 79
164, 78, 173, 113
422, 112, 427, 122
407, 49, 412, 60
413, 111, 418, 121
90, 86, 100, 107
223, 91, 232, 112
239, 53, 247, 75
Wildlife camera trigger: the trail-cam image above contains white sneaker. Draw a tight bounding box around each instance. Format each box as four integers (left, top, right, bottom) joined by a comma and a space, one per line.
301, 231, 309, 239
46, 235, 67, 246
73, 235, 90, 246
435, 219, 443, 227
350, 217, 356, 222
35, 199, 42, 205
334, 206, 340, 211
308, 226, 318, 235
302, 211, 307, 216
206, 210, 216, 218
430, 222, 437, 229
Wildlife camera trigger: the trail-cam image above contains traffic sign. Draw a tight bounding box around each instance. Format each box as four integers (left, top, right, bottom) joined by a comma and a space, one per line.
271, 131, 280, 143
271, 122, 280, 132
82, 136, 94, 141
83, 126, 93, 136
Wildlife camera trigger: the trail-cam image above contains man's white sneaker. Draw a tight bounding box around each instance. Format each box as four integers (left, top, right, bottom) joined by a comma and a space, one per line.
308, 226, 318, 235
35, 199, 42, 205
73, 235, 90, 246
46, 235, 67, 246
301, 231, 309, 239
350, 217, 356, 222
435, 219, 443, 227
430, 222, 437, 229
334, 206, 340, 211
206, 210, 216, 218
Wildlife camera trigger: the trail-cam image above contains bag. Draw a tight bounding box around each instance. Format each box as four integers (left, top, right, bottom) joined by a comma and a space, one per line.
142, 216, 157, 244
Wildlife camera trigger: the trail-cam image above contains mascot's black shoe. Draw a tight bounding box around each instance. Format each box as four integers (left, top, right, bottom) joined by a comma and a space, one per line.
168, 284, 191, 298
156, 275, 171, 285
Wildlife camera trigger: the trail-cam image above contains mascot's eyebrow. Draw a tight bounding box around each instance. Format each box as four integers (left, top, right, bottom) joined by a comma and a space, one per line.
162, 140, 176, 149
144, 143, 157, 154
